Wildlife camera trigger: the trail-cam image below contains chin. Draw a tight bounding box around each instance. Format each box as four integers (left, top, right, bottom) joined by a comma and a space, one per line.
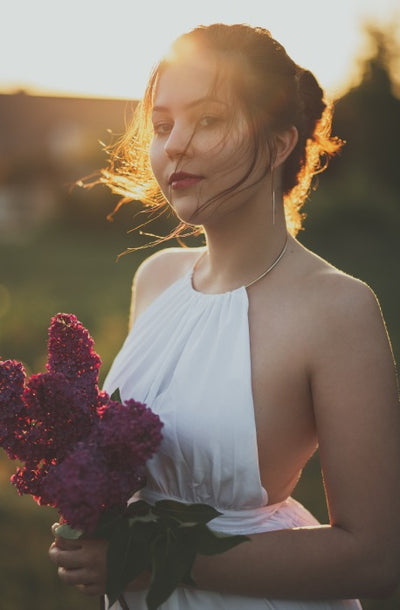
169, 197, 204, 226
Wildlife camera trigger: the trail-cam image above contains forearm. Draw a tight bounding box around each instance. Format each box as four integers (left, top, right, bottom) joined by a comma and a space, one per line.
192, 524, 396, 600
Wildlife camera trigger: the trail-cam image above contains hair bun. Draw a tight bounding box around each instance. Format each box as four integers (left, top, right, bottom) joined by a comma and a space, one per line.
296, 68, 326, 138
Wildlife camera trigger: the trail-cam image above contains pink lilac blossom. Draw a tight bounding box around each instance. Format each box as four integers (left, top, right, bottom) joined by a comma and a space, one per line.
0, 313, 163, 533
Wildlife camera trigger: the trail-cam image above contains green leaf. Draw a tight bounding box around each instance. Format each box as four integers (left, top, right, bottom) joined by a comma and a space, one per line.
153, 500, 222, 525
180, 571, 197, 588
146, 528, 197, 610
125, 519, 159, 578
100, 500, 249, 609
106, 519, 159, 607
54, 523, 83, 539
92, 507, 125, 540
110, 387, 121, 403
125, 500, 151, 518
105, 517, 131, 605
125, 501, 157, 523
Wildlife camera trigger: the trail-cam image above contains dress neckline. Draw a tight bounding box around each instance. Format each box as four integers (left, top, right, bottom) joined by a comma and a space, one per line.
188, 267, 245, 298
188, 250, 246, 298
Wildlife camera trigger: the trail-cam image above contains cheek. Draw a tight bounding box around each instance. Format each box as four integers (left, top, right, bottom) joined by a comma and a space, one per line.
149, 140, 164, 184
209, 140, 253, 179
149, 139, 158, 173
149, 140, 173, 203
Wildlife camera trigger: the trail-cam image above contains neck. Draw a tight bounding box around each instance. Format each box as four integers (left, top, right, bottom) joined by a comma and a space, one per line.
196, 197, 289, 293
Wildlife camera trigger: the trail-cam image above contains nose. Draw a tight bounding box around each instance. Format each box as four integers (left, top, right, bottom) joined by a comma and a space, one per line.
164, 124, 194, 159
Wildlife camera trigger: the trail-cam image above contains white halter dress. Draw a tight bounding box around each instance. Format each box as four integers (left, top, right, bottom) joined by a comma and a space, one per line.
103, 261, 362, 610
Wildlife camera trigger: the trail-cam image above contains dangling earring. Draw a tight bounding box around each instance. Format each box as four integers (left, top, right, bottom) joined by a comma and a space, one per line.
271, 165, 276, 225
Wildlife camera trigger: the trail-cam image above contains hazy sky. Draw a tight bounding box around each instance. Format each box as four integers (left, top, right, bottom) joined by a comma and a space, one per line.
2, 0, 399, 100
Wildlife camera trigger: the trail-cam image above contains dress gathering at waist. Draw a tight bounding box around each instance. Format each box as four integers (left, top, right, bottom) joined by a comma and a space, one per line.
137, 488, 320, 535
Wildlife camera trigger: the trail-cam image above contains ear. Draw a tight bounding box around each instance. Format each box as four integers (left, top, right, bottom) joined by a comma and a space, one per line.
272, 126, 298, 169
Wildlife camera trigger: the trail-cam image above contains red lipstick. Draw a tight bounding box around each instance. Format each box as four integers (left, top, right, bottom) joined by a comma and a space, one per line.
168, 172, 204, 189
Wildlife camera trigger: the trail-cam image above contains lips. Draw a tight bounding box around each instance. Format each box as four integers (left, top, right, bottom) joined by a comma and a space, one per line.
168, 172, 204, 189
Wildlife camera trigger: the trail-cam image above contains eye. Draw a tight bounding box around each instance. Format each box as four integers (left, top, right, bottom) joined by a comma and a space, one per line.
197, 115, 222, 128
153, 121, 173, 135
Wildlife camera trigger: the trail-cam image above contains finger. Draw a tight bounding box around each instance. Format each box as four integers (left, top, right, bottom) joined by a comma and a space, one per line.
58, 566, 104, 594
49, 546, 83, 570
54, 537, 82, 551
48, 542, 59, 565
51, 522, 59, 536
58, 566, 89, 586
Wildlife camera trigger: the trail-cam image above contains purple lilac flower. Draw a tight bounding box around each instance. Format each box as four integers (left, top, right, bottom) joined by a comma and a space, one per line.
43, 441, 110, 533
104, 464, 146, 510
0, 359, 27, 459
39, 399, 163, 531
97, 399, 163, 472
47, 313, 101, 407
0, 359, 25, 407
11, 461, 52, 501
20, 371, 96, 463
0, 313, 164, 535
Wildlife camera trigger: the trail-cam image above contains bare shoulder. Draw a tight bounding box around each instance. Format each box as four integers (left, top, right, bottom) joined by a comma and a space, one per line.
284, 239, 395, 370
293, 239, 382, 328
290, 240, 396, 383
130, 247, 203, 326
135, 246, 202, 292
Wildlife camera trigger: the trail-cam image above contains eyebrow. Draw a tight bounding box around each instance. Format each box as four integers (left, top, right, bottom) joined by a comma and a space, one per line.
152, 96, 228, 113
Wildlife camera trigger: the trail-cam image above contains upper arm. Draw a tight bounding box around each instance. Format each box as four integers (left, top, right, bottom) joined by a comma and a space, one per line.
128, 250, 168, 330
128, 255, 152, 330
309, 276, 400, 559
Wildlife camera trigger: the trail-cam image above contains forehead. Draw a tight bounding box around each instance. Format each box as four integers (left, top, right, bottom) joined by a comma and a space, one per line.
153, 53, 224, 109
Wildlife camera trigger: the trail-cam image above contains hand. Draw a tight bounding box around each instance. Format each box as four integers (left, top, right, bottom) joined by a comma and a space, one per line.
48, 522, 108, 596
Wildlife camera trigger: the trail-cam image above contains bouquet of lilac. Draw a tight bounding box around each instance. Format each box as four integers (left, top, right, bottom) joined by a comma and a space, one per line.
0, 314, 248, 610
0, 314, 162, 531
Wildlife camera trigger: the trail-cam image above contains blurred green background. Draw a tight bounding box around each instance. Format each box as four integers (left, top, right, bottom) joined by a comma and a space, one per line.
0, 25, 399, 610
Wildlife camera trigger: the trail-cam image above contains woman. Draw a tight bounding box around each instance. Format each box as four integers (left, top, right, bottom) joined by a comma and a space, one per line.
49, 23, 400, 609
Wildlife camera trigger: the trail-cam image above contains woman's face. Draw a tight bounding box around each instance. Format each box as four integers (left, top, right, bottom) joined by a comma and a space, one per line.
149, 52, 269, 226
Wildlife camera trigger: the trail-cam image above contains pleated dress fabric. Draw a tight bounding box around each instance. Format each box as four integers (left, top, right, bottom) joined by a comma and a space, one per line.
103, 265, 362, 610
